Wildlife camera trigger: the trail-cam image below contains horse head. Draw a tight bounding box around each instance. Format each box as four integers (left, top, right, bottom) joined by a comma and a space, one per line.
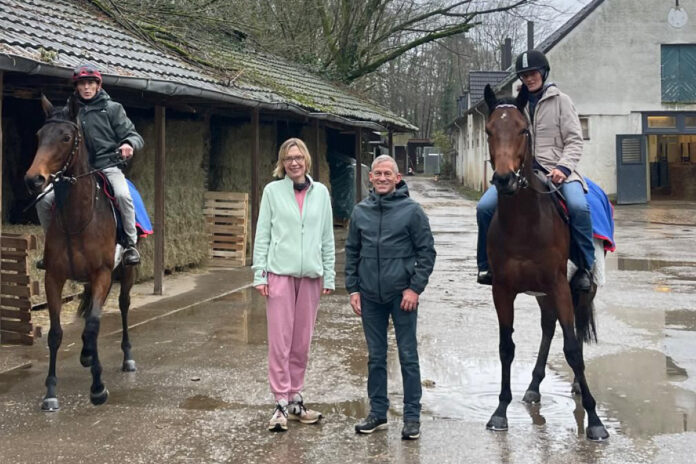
24, 95, 83, 195
483, 84, 530, 195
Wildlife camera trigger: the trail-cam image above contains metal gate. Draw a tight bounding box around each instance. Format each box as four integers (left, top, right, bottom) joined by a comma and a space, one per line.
616, 134, 647, 204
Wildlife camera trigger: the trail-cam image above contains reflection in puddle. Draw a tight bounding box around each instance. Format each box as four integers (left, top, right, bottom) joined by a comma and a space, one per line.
617, 257, 694, 273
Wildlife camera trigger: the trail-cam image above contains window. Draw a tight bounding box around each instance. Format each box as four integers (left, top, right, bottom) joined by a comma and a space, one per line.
662, 45, 696, 103
579, 117, 590, 140
647, 115, 677, 129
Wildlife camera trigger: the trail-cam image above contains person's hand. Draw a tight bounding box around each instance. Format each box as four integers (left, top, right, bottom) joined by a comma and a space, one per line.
322, 288, 333, 295
400, 289, 419, 311
119, 143, 134, 159
255, 284, 269, 297
547, 168, 567, 184
350, 293, 361, 316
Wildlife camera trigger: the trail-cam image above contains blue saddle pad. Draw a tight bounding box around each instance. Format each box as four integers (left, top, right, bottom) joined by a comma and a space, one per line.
585, 177, 615, 252
127, 180, 153, 237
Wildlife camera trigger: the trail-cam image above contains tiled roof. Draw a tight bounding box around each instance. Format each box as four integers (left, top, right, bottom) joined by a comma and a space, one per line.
468, 71, 509, 104
0, 0, 416, 131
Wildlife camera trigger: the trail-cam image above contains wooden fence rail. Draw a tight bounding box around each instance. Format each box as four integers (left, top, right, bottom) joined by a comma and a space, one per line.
1, 234, 38, 345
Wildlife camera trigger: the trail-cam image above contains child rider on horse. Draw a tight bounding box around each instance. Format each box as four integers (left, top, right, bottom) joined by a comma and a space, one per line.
476, 49, 594, 291
36, 63, 144, 268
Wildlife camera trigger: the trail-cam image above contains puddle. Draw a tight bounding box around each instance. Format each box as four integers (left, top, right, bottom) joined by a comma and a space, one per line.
180, 394, 232, 411
616, 257, 694, 272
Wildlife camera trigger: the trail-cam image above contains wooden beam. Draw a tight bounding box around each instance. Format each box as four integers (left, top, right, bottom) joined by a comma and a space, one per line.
251, 108, 260, 247
355, 127, 362, 203
312, 119, 320, 181
153, 105, 166, 295
0, 71, 3, 337
388, 130, 394, 158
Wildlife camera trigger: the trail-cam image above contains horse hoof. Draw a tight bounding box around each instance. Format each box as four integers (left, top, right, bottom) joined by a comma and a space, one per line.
80, 354, 93, 368
486, 415, 508, 431
586, 425, 609, 441
522, 390, 541, 404
122, 360, 137, 372
90, 387, 109, 406
571, 382, 581, 395
41, 397, 60, 412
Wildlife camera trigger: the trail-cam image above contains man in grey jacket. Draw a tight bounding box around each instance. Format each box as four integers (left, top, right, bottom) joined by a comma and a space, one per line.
345, 155, 436, 440
36, 64, 144, 267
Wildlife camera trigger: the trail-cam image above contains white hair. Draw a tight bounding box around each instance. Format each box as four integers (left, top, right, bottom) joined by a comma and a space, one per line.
371, 154, 399, 173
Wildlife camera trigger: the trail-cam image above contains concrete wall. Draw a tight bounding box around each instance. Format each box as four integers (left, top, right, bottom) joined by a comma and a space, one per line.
453, 0, 696, 195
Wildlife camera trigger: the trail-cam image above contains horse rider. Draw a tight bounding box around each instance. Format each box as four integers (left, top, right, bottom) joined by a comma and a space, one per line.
476, 49, 594, 291
36, 63, 144, 268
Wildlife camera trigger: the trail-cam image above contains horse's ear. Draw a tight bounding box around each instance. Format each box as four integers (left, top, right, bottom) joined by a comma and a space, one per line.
40, 94, 54, 118
484, 84, 497, 114
67, 94, 80, 122
516, 85, 529, 112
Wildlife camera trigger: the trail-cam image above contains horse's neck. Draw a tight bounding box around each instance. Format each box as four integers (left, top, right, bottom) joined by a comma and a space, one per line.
60, 148, 96, 219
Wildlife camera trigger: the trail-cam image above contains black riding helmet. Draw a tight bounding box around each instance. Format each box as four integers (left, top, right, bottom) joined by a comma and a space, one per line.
515, 49, 550, 81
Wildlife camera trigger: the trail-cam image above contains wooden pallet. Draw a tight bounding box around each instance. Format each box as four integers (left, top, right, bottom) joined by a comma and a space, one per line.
204, 192, 249, 267
1, 234, 38, 345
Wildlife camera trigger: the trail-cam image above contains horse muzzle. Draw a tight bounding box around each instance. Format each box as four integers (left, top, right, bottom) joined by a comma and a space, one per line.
24, 174, 47, 195
491, 171, 520, 195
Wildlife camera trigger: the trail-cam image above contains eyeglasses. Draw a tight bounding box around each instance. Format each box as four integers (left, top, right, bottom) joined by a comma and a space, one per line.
283, 155, 305, 164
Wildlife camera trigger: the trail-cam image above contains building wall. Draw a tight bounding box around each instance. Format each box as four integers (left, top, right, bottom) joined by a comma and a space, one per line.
453, 0, 696, 195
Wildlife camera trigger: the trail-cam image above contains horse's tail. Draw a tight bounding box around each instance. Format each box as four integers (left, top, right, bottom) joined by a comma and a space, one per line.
77, 285, 92, 319
573, 284, 598, 343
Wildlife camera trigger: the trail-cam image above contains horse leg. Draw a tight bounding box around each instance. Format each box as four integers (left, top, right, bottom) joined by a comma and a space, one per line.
119, 265, 137, 372
42, 273, 65, 412
523, 297, 557, 404
570, 339, 583, 395
81, 269, 112, 406
556, 284, 608, 441
487, 289, 515, 431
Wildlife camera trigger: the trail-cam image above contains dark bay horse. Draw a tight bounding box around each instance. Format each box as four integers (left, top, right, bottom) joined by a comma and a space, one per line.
482, 84, 608, 441
24, 96, 137, 411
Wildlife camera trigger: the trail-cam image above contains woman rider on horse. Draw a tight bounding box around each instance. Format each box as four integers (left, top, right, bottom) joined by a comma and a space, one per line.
476, 49, 594, 291
36, 64, 143, 268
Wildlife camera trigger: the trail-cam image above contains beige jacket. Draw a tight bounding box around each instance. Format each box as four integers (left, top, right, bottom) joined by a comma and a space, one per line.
524, 84, 587, 191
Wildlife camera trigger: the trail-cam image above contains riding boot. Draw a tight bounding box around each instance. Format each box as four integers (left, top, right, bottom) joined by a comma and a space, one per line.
572, 268, 592, 292
477, 270, 493, 285
123, 243, 140, 266
36, 259, 46, 270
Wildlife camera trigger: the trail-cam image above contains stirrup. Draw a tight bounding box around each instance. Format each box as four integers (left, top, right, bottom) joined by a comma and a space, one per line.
477, 270, 492, 285
36, 259, 46, 270
123, 247, 140, 266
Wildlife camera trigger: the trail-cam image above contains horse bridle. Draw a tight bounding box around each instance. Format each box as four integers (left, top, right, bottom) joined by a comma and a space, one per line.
489, 104, 562, 195
44, 118, 82, 185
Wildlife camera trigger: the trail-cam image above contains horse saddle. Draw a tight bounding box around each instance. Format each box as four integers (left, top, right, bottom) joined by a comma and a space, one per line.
533, 169, 569, 223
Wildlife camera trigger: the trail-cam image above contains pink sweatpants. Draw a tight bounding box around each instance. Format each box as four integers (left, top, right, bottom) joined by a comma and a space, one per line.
266, 272, 322, 401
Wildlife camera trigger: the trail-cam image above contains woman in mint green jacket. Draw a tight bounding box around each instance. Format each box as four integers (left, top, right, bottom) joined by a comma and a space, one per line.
253, 138, 335, 432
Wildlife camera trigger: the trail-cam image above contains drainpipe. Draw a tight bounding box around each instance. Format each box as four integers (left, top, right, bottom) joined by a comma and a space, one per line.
453, 120, 463, 182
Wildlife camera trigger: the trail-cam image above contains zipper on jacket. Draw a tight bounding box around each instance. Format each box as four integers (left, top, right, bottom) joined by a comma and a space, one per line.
377, 196, 383, 301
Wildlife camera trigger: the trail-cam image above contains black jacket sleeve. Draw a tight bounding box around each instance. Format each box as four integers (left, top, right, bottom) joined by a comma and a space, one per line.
344, 210, 362, 294
408, 205, 436, 294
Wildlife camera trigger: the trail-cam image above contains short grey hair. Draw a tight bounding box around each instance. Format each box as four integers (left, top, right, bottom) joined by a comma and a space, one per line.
371, 154, 399, 173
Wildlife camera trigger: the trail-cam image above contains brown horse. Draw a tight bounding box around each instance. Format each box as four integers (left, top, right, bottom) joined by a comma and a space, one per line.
482, 84, 608, 441
24, 96, 137, 411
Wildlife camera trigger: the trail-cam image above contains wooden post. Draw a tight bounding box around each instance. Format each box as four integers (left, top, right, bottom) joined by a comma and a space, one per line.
312, 119, 320, 181
355, 128, 362, 203
0, 71, 3, 337
153, 106, 165, 295
251, 108, 260, 246
388, 130, 394, 158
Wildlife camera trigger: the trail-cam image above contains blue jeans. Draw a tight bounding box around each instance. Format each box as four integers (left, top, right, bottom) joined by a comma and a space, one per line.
476, 181, 594, 272
361, 295, 421, 421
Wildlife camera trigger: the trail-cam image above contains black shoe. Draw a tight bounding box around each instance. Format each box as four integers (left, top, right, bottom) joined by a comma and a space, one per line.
355, 415, 388, 434
36, 259, 46, 270
477, 270, 492, 285
401, 420, 420, 440
573, 268, 592, 292
123, 246, 140, 266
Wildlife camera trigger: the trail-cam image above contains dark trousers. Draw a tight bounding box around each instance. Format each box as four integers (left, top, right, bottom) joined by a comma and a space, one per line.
361, 295, 422, 421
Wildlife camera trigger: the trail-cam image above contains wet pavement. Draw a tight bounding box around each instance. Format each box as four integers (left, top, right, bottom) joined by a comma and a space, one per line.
1, 177, 696, 463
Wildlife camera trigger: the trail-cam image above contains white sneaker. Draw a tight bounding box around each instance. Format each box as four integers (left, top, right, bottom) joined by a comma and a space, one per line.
288, 393, 323, 424
268, 400, 288, 432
